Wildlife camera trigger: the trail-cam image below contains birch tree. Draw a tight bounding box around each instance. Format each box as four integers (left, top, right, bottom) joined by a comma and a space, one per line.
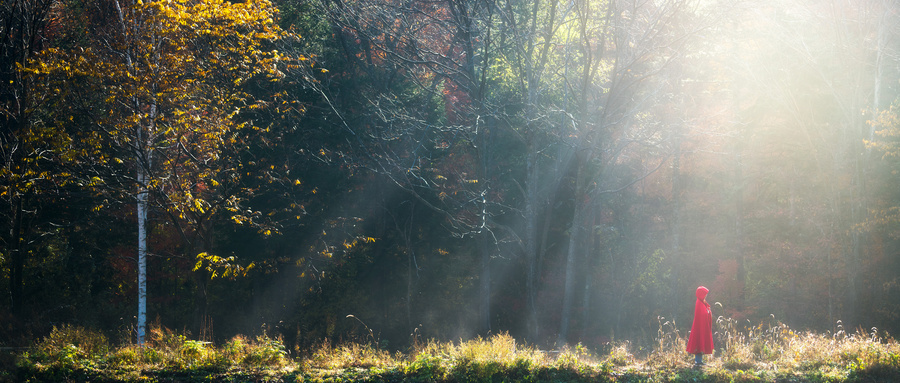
33, 0, 290, 344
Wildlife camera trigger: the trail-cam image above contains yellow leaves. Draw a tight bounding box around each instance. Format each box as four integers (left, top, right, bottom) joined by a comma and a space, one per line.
20, 0, 311, 258
193, 198, 205, 214
194, 252, 255, 279
855, 207, 900, 235
868, 105, 900, 159
341, 236, 377, 251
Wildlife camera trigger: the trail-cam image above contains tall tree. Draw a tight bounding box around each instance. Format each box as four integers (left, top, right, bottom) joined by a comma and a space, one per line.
33, 0, 290, 344
319, 0, 512, 336
0, 0, 65, 319
554, 0, 707, 345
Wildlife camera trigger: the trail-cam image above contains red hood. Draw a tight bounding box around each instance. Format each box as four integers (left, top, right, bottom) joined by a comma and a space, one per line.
696, 286, 709, 301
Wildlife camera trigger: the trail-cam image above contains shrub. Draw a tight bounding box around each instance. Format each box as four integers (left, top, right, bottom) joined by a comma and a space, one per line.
105, 344, 165, 369
179, 339, 211, 367
402, 353, 447, 380
603, 342, 633, 367
21, 324, 109, 371
244, 334, 289, 368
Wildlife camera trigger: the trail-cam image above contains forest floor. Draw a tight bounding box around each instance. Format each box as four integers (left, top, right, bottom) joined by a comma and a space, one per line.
2, 321, 900, 382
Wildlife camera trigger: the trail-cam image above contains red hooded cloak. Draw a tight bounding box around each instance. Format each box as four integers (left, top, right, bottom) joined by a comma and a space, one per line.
686, 286, 714, 354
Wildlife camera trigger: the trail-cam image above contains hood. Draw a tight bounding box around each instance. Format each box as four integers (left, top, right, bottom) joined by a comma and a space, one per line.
695, 286, 709, 301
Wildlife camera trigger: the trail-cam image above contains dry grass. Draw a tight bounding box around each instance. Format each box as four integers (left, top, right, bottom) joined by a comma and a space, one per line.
632, 315, 900, 380
10, 318, 900, 382
304, 340, 396, 370
645, 316, 686, 368
400, 332, 598, 381
17, 324, 293, 377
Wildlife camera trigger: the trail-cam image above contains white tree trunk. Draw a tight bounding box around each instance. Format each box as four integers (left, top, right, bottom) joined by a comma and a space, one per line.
112, 0, 150, 346
136, 101, 155, 345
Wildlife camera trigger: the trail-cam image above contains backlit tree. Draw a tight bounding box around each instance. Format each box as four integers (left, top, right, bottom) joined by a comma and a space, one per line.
31, 0, 293, 344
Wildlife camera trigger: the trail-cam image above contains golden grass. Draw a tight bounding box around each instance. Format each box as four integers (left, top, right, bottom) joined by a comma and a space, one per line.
636, 315, 900, 380
13, 318, 900, 382
304, 340, 396, 370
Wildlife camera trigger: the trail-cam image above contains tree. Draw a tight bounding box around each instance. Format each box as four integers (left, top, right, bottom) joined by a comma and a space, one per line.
318, 0, 514, 336
552, 0, 711, 345
33, 0, 291, 344
0, 0, 67, 319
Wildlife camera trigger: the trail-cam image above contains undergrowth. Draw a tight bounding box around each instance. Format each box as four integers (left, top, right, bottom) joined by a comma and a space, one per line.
5, 318, 900, 382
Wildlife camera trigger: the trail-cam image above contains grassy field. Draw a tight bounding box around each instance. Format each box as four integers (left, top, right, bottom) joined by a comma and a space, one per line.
2, 318, 899, 382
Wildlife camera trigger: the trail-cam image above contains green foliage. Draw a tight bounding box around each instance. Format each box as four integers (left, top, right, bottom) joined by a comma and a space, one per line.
401, 352, 447, 380
19, 325, 109, 371
105, 344, 164, 369
604, 342, 634, 367
243, 334, 290, 368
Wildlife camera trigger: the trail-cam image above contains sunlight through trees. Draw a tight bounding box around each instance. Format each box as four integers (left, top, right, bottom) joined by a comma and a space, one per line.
1, 0, 899, 355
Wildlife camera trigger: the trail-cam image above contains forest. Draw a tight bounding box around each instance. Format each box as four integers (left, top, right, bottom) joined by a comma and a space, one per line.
1, 0, 899, 358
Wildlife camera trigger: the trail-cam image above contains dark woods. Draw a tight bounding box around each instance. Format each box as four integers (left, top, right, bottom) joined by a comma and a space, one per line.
1, 0, 899, 354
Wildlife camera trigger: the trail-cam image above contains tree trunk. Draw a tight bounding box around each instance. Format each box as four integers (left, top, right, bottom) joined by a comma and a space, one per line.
135, 101, 156, 346
670, 136, 683, 319
524, 145, 539, 342
557, 215, 579, 347
557, 154, 586, 347
480, 231, 491, 334
404, 203, 417, 332
580, 206, 598, 339
136, 162, 149, 345
733, 145, 745, 313
9, 195, 24, 316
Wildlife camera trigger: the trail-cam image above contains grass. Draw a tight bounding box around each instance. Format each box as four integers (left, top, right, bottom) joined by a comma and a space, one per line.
3, 318, 899, 382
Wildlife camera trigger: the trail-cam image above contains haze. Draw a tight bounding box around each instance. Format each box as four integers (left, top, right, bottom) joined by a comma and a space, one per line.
0, 0, 897, 353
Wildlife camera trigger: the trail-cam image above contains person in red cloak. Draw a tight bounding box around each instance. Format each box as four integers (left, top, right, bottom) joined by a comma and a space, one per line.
686, 286, 713, 366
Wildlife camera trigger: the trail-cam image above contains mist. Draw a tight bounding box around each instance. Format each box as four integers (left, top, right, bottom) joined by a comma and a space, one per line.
1, 0, 898, 357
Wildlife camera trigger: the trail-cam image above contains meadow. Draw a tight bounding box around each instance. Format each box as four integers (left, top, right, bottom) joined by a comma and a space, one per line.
3, 317, 899, 382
